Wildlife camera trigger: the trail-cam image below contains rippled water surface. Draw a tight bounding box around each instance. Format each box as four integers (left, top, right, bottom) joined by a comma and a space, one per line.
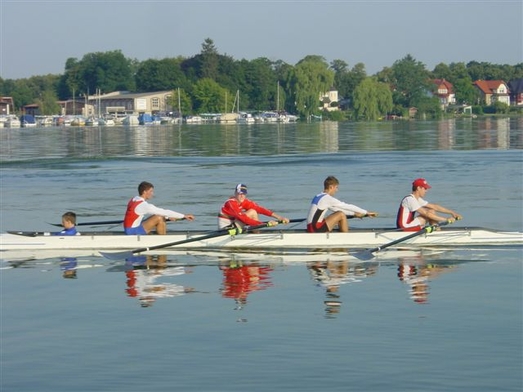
1, 119, 522, 391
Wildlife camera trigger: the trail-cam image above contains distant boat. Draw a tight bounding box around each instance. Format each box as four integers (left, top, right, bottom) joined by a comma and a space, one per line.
36, 116, 54, 127
100, 116, 116, 126
70, 116, 85, 126
20, 114, 37, 127
138, 113, 161, 125
185, 116, 203, 124
219, 112, 239, 123
237, 112, 255, 124
122, 114, 140, 126
85, 116, 99, 126
5, 115, 21, 128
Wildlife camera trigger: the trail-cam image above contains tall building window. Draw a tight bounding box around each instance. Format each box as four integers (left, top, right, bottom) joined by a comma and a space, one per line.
152, 98, 160, 109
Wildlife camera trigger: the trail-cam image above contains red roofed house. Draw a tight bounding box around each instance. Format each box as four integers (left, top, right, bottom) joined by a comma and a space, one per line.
431, 79, 456, 109
473, 80, 510, 105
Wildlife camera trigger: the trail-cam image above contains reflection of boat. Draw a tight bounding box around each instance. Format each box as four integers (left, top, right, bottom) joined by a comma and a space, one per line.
0, 247, 449, 266
2, 227, 521, 251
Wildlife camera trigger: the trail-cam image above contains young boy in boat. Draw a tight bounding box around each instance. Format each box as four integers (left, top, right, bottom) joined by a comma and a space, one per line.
307, 176, 378, 233
218, 183, 289, 229
124, 181, 195, 235
54, 211, 80, 236
396, 178, 462, 231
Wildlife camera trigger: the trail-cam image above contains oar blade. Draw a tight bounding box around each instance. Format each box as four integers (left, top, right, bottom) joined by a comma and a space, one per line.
351, 250, 375, 261
99, 250, 135, 261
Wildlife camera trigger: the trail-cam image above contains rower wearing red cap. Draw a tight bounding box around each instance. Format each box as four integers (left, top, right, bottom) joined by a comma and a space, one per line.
396, 178, 462, 231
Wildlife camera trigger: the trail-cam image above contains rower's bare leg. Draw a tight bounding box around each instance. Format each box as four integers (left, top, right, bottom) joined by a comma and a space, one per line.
244, 209, 261, 232
143, 215, 167, 235
326, 211, 349, 232
245, 209, 259, 221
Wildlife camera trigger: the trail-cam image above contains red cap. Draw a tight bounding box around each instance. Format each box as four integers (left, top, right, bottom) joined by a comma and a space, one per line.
413, 178, 431, 189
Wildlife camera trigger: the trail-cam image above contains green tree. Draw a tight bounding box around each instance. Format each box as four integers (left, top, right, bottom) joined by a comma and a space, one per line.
432, 63, 453, 81
10, 80, 35, 111
390, 54, 431, 108
289, 55, 334, 117
80, 50, 135, 93
199, 38, 219, 80
353, 77, 393, 121
414, 96, 442, 119
135, 57, 187, 92
37, 89, 61, 115
192, 78, 230, 113
345, 63, 367, 105
57, 57, 82, 99
453, 78, 477, 104
167, 88, 192, 116
239, 57, 277, 110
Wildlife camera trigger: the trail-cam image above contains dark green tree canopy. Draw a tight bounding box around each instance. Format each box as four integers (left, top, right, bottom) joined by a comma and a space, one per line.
2, 42, 522, 117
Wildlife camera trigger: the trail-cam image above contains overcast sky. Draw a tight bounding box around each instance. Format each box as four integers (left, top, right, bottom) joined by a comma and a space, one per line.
1, 0, 521, 80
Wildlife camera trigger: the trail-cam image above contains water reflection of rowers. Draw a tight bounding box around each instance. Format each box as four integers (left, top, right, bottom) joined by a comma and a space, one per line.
219, 260, 273, 309
125, 254, 195, 307
308, 260, 378, 318
397, 255, 456, 304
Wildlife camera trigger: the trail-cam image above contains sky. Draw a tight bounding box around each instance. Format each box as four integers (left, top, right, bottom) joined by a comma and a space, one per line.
1, 0, 522, 80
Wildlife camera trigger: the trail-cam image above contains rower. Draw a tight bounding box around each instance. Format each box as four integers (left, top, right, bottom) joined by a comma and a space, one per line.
396, 178, 462, 231
53, 211, 80, 236
218, 183, 289, 230
123, 181, 195, 235
306, 176, 378, 233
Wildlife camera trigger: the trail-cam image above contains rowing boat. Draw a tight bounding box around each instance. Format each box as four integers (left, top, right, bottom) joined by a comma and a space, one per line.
2, 227, 521, 251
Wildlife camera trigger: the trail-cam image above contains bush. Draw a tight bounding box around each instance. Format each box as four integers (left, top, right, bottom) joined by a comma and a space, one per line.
323, 110, 347, 121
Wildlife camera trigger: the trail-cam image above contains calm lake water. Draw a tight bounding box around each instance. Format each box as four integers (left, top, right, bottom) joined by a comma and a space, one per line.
1, 118, 522, 391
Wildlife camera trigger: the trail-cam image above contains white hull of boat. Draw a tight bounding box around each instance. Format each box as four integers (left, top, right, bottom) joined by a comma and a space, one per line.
1, 227, 521, 252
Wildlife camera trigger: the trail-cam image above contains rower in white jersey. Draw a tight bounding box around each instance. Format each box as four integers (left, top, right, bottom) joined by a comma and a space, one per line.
307, 176, 378, 233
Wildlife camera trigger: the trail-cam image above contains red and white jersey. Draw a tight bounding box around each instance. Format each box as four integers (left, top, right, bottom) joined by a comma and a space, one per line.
124, 196, 185, 228
218, 197, 273, 228
307, 193, 367, 228
396, 194, 428, 230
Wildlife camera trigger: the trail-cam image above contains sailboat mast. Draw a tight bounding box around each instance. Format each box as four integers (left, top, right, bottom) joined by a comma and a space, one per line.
177, 87, 181, 118
277, 81, 280, 112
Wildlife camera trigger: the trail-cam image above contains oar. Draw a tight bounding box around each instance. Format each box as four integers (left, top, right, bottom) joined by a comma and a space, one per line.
351, 219, 455, 261
48, 220, 123, 227
48, 217, 189, 227
50, 214, 365, 228
99, 219, 303, 261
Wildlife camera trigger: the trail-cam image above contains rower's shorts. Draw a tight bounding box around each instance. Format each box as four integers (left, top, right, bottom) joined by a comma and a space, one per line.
307, 222, 329, 233
124, 225, 147, 235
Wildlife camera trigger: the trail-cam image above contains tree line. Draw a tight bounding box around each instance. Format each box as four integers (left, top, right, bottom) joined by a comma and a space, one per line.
1, 38, 522, 120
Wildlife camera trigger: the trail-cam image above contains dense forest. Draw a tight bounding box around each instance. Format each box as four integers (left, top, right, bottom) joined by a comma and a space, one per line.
1, 38, 522, 120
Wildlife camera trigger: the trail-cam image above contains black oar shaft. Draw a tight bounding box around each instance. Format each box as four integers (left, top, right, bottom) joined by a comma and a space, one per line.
49, 218, 190, 227
99, 219, 300, 260
352, 220, 454, 261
